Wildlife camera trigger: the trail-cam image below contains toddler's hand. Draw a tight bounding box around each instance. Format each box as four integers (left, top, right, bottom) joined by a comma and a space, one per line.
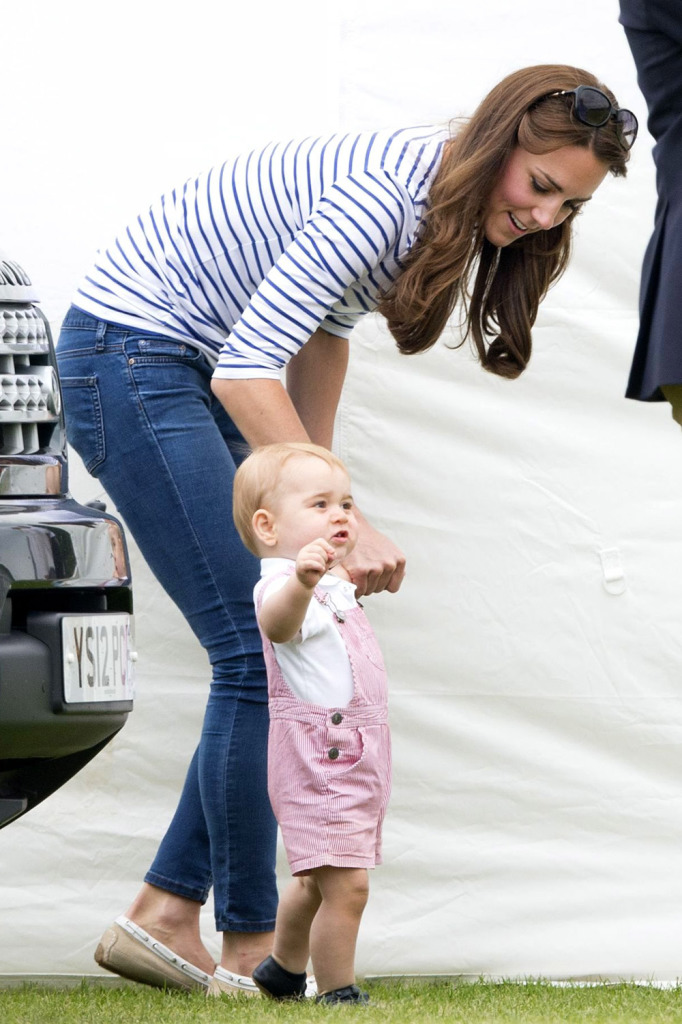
296, 538, 335, 588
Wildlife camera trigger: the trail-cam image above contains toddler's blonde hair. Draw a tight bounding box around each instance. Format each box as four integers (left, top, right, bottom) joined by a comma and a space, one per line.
233, 442, 349, 556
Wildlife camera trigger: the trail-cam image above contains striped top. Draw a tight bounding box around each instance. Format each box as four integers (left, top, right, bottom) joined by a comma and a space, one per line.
73, 126, 448, 379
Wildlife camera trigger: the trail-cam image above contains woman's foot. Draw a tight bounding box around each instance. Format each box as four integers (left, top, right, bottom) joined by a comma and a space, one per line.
220, 928, 274, 978
94, 916, 212, 992
207, 965, 260, 998
124, 884, 216, 976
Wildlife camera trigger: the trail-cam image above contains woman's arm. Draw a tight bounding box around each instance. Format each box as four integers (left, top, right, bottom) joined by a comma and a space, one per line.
212, 327, 406, 595
211, 328, 347, 449
287, 331, 406, 593
286, 328, 349, 448
210, 376, 308, 448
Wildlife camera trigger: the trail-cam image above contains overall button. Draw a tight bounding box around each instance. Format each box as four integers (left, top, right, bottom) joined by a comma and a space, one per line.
331, 712, 343, 725
328, 747, 340, 760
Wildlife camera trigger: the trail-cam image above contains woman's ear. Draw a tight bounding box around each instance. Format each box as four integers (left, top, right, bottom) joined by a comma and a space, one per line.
252, 508, 278, 547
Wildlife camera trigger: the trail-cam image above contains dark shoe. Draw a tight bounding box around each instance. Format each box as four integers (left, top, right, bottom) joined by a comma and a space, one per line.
316, 984, 370, 1004
252, 955, 307, 1000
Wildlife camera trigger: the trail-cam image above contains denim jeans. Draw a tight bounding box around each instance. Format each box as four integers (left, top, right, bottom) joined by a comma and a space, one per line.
56, 307, 278, 932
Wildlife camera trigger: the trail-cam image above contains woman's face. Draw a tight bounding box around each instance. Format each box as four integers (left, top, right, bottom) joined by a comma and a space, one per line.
482, 144, 609, 248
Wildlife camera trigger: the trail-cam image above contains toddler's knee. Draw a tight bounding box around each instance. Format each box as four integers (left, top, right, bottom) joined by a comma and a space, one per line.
344, 870, 370, 914
298, 874, 320, 899
315, 865, 369, 913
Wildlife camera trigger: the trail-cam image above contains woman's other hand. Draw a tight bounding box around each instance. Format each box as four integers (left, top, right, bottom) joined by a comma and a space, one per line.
343, 511, 405, 597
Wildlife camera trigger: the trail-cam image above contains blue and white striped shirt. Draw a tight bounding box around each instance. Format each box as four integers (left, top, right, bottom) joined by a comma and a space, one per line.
74, 126, 448, 379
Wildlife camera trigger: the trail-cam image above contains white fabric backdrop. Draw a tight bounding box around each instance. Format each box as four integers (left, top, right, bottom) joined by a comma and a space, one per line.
3, 0, 682, 982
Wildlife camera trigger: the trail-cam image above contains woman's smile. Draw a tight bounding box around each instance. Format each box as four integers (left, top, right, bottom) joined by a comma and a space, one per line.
483, 144, 609, 247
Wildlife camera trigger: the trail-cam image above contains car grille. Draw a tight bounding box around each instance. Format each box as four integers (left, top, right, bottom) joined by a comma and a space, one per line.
1, 305, 61, 455
0, 255, 66, 493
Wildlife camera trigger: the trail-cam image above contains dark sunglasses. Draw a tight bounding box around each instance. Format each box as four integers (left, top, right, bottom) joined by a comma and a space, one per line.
544, 85, 638, 151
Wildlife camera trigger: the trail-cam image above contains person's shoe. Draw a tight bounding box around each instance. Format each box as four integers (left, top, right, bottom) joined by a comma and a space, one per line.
206, 965, 259, 997
316, 983, 370, 1004
251, 955, 307, 999
94, 916, 212, 993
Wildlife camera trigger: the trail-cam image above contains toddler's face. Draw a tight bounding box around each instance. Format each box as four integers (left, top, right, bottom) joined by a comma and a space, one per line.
268, 456, 358, 564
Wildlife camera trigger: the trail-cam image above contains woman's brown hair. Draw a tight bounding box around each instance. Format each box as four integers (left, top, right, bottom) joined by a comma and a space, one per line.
377, 65, 630, 379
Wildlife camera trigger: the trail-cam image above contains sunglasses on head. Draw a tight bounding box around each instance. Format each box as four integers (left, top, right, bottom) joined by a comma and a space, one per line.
543, 85, 638, 151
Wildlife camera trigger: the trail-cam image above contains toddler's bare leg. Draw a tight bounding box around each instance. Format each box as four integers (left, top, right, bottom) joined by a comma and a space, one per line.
271, 875, 322, 974
309, 866, 369, 995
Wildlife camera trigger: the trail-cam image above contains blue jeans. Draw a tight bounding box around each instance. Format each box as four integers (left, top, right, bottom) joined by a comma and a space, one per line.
56, 307, 278, 932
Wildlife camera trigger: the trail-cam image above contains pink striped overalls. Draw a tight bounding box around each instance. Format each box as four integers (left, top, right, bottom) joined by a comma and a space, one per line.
258, 575, 391, 876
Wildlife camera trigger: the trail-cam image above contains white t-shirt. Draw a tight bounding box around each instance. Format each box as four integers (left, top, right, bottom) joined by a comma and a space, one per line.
255, 557, 358, 707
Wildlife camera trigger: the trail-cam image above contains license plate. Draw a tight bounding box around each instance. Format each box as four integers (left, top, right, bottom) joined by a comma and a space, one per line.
61, 614, 135, 703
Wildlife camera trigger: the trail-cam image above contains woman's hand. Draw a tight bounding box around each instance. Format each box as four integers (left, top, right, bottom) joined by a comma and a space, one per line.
343, 510, 406, 597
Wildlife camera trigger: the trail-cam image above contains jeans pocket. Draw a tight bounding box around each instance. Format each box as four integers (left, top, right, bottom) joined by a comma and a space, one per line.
127, 336, 203, 363
59, 376, 106, 474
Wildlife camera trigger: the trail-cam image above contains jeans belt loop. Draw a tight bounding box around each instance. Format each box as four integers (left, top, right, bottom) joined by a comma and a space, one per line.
95, 318, 107, 352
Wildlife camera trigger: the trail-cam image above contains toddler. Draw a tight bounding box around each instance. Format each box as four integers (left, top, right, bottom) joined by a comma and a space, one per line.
232, 442, 391, 1005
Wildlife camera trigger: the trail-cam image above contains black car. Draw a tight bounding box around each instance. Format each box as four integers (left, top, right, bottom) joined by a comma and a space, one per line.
0, 253, 134, 828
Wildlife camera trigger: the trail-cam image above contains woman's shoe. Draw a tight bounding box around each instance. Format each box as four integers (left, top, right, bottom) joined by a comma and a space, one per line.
207, 965, 259, 997
94, 916, 212, 993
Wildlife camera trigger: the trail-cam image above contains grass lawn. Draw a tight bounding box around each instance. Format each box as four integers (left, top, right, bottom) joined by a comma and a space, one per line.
3, 978, 682, 1023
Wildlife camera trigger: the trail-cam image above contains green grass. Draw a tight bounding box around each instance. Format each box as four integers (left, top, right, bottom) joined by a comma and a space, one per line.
3, 979, 682, 1024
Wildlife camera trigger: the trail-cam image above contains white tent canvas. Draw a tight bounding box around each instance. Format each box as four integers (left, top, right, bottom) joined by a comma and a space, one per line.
2, 0, 682, 982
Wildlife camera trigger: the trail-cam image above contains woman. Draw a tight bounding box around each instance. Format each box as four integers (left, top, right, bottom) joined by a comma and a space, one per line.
56, 63, 635, 995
